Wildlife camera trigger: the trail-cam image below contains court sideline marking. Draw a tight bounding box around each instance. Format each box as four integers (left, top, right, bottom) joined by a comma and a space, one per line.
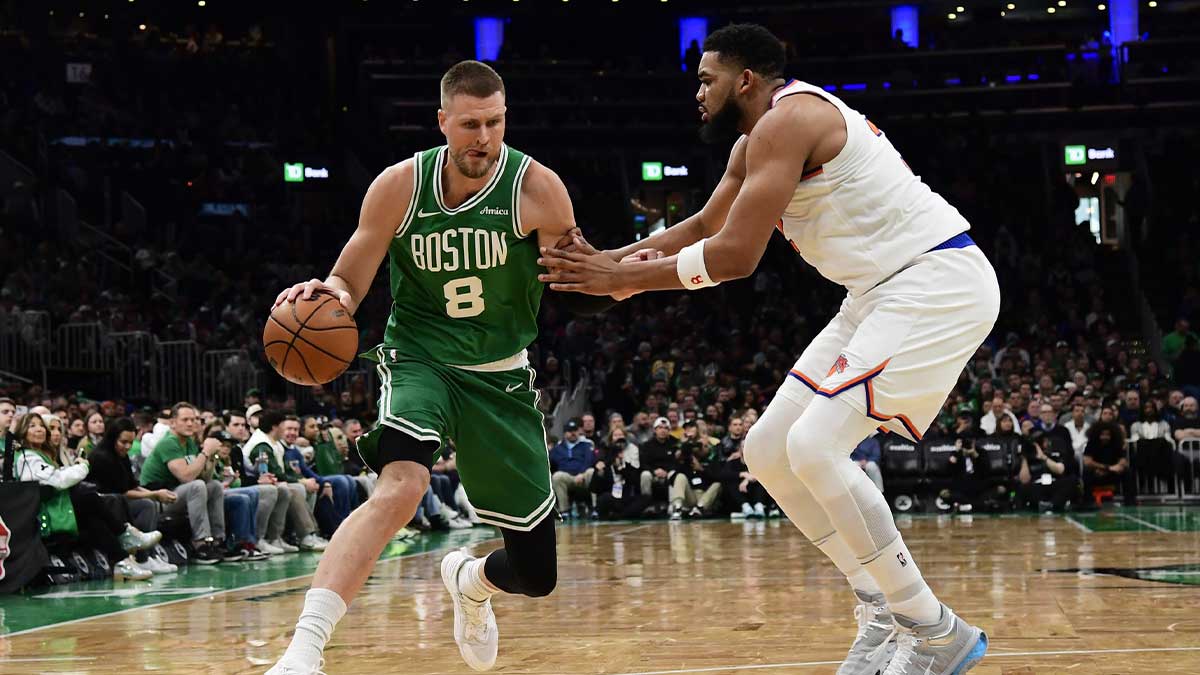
0, 657, 98, 663
0, 535, 501, 640
1064, 515, 1092, 533
1119, 513, 1172, 532
606, 525, 653, 538
609, 646, 1200, 675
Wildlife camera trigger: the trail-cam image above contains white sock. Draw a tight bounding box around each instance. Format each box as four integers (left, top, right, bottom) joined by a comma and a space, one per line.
281, 588, 347, 665
848, 569, 883, 598
814, 531, 883, 597
861, 536, 941, 625
457, 556, 497, 603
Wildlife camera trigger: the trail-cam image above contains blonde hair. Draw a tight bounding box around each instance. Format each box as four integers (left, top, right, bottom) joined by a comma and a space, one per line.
440, 60, 505, 109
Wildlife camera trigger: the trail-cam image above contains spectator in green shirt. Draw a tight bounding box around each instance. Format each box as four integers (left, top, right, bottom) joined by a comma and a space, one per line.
1164, 319, 1199, 363
138, 402, 225, 564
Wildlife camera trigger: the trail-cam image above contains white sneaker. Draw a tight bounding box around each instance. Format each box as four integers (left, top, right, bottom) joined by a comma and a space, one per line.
258, 539, 285, 555
271, 538, 300, 553
441, 549, 499, 671
264, 658, 327, 675
884, 605, 987, 675
837, 591, 897, 675
449, 517, 474, 530
119, 525, 163, 553
140, 555, 178, 574
299, 534, 328, 551
113, 556, 153, 581
752, 503, 766, 519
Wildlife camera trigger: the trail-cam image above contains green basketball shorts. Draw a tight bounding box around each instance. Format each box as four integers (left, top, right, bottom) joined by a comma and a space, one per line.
356, 346, 555, 531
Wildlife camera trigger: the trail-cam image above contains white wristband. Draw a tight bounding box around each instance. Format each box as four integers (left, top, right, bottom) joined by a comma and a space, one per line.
676, 239, 718, 290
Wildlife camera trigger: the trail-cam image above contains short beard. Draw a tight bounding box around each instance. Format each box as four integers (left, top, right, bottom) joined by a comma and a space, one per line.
449, 149, 493, 179
699, 100, 743, 145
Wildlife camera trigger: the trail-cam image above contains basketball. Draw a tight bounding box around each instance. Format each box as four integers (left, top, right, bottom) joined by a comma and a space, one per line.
262, 291, 358, 385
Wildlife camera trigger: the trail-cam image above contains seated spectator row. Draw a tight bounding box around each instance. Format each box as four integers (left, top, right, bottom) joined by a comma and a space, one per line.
0, 395, 487, 589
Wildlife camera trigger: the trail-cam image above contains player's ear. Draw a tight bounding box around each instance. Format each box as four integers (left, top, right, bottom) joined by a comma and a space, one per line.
738, 69, 754, 95
437, 109, 447, 134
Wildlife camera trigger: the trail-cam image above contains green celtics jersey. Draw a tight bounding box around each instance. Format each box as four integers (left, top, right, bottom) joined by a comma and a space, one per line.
381, 144, 542, 366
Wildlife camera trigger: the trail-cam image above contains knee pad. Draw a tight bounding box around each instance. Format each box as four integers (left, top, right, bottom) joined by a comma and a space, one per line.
743, 400, 804, 479
785, 422, 829, 480
517, 567, 557, 597
785, 396, 875, 482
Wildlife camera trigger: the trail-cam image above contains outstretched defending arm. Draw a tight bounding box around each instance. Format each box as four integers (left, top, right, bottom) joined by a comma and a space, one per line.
522, 161, 623, 315
538, 97, 823, 295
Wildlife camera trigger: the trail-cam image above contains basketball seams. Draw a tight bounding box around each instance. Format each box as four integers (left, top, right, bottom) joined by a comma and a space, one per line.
266, 314, 353, 366
291, 295, 335, 326
290, 331, 354, 365
290, 324, 358, 333
285, 291, 357, 331
265, 294, 358, 384
288, 341, 320, 384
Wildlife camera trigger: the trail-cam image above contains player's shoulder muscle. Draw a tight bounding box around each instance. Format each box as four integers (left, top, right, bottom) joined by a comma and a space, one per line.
754, 94, 842, 159
519, 159, 575, 237
360, 157, 417, 235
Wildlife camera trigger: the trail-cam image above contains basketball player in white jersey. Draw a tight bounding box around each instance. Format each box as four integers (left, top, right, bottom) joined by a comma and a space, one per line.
539, 24, 996, 675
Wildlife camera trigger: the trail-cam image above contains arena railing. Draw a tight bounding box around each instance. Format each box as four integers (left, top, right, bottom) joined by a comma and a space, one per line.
1177, 439, 1200, 503
201, 349, 258, 411
1129, 439, 1181, 504
0, 310, 51, 384
280, 367, 380, 417
108, 331, 156, 402
53, 323, 110, 373
879, 436, 1199, 510
154, 340, 200, 407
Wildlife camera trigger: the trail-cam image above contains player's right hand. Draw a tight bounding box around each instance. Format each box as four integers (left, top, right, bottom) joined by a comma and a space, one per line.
273, 279, 353, 310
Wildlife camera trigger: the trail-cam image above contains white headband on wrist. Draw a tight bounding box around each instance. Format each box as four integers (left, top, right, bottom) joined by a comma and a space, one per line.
676, 238, 718, 290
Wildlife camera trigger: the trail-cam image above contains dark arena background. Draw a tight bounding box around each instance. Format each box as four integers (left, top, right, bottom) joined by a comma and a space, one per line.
1, 1, 1200, 673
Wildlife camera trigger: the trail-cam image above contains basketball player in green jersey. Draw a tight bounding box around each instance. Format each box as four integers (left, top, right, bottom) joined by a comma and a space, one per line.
265, 61, 637, 674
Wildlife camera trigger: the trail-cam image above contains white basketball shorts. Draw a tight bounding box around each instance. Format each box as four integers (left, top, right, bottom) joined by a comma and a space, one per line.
778, 238, 1001, 441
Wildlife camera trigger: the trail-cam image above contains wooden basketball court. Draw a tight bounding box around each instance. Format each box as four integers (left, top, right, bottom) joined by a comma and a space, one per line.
2, 508, 1199, 674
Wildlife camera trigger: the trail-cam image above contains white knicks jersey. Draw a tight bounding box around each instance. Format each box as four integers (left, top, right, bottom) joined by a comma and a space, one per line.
770, 80, 970, 296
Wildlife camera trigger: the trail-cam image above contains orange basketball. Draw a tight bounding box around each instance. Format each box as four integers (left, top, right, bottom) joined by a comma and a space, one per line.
262, 291, 358, 385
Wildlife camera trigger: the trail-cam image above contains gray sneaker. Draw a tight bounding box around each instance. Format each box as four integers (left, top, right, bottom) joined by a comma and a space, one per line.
883, 604, 987, 675
837, 591, 897, 675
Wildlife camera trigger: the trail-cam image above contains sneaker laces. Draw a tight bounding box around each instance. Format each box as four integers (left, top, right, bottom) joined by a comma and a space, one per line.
852, 604, 897, 659
461, 595, 492, 643
884, 633, 921, 674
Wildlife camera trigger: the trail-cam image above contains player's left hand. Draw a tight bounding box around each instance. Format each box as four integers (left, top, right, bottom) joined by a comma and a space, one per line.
555, 228, 621, 262
538, 246, 629, 296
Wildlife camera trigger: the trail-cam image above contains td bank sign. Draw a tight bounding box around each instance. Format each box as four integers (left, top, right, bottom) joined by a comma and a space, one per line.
1064, 145, 1116, 166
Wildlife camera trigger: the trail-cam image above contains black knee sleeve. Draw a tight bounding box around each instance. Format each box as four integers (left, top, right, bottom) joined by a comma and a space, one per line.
483, 515, 558, 598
